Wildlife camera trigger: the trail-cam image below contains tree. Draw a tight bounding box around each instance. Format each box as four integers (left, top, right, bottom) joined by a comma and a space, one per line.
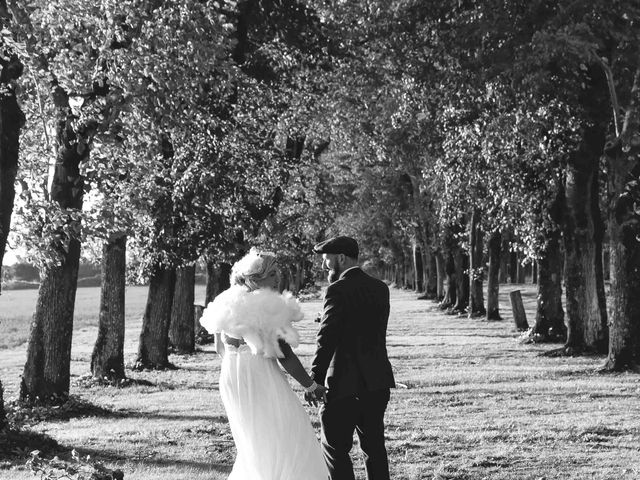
12, 0, 123, 403
0, 0, 24, 420
600, 36, 640, 370
0, 1, 24, 293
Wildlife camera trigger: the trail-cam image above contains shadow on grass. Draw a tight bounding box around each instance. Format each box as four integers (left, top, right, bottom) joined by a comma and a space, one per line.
111, 411, 230, 424
6, 396, 117, 427
0, 426, 63, 464
74, 445, 233, 474
74, 374, 218, 393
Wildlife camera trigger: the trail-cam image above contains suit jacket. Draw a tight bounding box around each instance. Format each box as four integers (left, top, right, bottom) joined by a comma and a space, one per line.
311, 267, 395, 400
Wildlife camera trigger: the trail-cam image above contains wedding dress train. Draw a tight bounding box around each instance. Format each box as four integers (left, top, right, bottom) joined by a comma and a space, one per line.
220, 344, 328, 480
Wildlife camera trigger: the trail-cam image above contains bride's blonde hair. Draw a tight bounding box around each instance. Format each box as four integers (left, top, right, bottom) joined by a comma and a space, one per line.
230, 248, 278, 291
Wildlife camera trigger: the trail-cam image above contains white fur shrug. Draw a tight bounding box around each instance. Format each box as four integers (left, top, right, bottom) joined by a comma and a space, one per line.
199, 285, 303, 358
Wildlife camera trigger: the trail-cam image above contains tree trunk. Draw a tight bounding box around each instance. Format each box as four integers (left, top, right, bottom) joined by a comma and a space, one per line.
426, 250, 438, 298
452, 248, 469, 313
468, 209, 485, 317
413, 242, 424, 293
440, 251, 456, 309
404, 249, 412, 289
509, 251, 518, 284
394, 261, 402, 287
295, 261, 304, 293
563, 128, 608, 354
499, 234, 509, 284
0, 380, 5, 430
0, 53, 24, 293
20, 85, 90, 404
219, 262, 232, 292
486, 231, 502, 320
135, 266, 177, 369
205, 257, 219, 304
20, 238, 81, 403
603, 68, 640, 370
602, 243, 610, 282
532, 261, 538, 284
516, 256, 526, 283
205, 260, 232, 304
91, 235, 126, 381
169, 264, 196, 354
435, 251, 445, 300
532, 230, 565, 342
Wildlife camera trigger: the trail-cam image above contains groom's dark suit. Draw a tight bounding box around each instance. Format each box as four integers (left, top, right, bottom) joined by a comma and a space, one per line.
311, 266, 395, 480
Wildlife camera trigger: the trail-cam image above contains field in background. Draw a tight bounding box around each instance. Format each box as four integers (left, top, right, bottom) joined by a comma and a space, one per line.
0, 286, 207, 351
1, 284, 640, 479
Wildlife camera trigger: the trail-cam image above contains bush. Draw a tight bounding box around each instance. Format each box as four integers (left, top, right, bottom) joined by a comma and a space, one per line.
78, 261, 101, 279
12, 263, 39, 282
76, 275, 102, 287
2, 280, 39, 290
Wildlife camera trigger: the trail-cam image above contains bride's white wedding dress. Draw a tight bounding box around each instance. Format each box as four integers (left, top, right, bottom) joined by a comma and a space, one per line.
201, 285, 328, 480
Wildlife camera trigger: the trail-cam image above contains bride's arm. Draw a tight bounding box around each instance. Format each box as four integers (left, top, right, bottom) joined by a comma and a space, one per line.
214, 333, 225, 358
276, 340, 315, 389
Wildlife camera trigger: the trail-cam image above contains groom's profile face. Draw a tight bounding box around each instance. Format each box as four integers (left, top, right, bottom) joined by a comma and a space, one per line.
322, 253, 343, 284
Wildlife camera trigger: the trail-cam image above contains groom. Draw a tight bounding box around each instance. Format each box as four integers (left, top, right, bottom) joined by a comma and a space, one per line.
307, 236, 395, 480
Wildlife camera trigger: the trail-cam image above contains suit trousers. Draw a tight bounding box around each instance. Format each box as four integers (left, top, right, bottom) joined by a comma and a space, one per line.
320, 388, 391, 480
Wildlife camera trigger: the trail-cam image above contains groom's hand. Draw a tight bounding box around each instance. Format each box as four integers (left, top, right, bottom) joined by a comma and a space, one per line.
304, 384, 327, 406
314, 385, 327, 404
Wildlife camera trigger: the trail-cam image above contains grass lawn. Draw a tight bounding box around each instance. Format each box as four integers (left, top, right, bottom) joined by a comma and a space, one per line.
1, 283, 640, 479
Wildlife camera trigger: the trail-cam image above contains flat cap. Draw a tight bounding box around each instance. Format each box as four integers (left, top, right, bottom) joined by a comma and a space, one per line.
313, 236, 359, 259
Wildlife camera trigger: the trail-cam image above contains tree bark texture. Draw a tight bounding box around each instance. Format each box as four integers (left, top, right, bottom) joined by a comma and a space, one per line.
20, 86, 90, 404
205, 260, 232, 304
516, 256, 526, 283
440, 251, 456, 309
205, 258, 219, 304
452, 248, 469, 313
426, 250, 438, 298
91, 236, 127, 380
509, 251, 518, 284
562, 130, 608, 354
403, 249, 413, 289
0, 380, 5, 430
0, 53, 24, 293
136, 266, 177, 369
169, 264, 196, 354
219, 262, 232, 292
468, 209, 485, 317
499, 235, 509, 284
413, 242, 424, 293
486, 231, 502, 320
20, 239, 81, 403
435, 251, 445, 300
533, 231, 566, 341
603, 68, 640, 370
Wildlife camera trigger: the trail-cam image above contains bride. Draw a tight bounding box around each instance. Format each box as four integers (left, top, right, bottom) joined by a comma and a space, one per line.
200, 249, 329, 480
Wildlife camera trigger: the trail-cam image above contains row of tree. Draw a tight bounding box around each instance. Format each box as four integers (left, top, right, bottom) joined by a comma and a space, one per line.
1, 0, 640, 413
0, 0, 333, 407
303, 0, 640, 371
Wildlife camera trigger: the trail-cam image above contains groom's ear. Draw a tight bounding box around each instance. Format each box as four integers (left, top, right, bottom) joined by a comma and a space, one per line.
338, 253, 346, 264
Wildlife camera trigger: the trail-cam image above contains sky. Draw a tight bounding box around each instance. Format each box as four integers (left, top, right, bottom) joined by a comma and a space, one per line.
3, 249, 19, 266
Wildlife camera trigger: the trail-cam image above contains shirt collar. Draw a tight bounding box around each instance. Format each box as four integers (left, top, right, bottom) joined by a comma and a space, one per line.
339, 266, 361, 279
